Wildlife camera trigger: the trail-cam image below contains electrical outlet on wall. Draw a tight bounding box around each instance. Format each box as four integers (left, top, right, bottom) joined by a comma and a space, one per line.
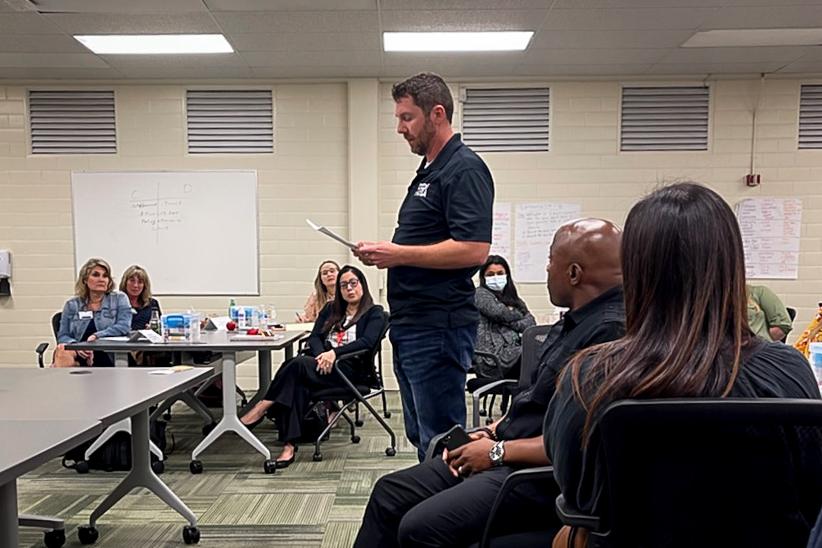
745, 174, 761, 187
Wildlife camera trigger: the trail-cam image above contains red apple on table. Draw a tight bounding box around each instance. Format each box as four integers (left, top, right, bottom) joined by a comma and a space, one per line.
226, 321, 237, 331
247, 328, 259, 335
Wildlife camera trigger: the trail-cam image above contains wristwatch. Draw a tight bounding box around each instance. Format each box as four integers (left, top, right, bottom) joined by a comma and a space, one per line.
489, 440, 505, 467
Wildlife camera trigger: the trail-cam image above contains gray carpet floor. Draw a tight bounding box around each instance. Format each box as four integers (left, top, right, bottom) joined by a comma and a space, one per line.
17, 392, 421, 548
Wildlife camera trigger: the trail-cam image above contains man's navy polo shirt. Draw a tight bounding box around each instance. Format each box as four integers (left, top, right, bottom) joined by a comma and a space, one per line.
388, 133, 494, 328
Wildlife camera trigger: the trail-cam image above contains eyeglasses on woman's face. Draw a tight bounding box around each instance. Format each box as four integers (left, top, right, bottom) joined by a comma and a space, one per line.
340, 279, 360, 290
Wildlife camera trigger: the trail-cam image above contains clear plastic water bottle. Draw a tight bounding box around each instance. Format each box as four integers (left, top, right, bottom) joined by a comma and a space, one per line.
237, 305, 246, 330
810, 343, 822, 388
149, 309, 161, 335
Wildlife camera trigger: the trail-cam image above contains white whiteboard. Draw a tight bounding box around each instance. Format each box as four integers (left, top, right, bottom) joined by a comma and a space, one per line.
72, 170, 259, 295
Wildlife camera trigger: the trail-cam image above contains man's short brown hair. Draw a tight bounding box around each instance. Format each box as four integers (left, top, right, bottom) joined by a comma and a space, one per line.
392, 72, 454, 123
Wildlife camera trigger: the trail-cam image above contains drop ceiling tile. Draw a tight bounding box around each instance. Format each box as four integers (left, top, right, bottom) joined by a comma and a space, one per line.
660, 46, 810, 64
648, 61, 787, 74
0, 52, 108, 67
381, 0, 549, 8
532, 29, 695, 49
704, 6, 822, 29
207, 0, 376, 10
0, 33, 87, 53
242, 50, 381, 67
117, 64, 254, 78
250, 65, 380, 78
228, 32, 380, 52
380, 9, 546, 31
0, 12, 64, 33
0, 66, 124, 79
32, 0, 208, 13
510, 62, 652, 76
543, 7, 719, 30
101, 53, 249, 70
522, 47, 668, 65
42, 12, 220, 34
213, 11, 378, 34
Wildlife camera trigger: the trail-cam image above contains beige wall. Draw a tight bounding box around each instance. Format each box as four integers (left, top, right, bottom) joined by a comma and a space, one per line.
1, 76, 821, 385
379, 78, 822, 334
0, 83, 352, 384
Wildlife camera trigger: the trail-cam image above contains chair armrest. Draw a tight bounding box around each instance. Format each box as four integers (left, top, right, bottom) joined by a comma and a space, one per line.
480, 466, 556, 548
555, 494, 602, 531
35, 342, 49, 368
472, 379, 516, 399
473, 350, 501, 365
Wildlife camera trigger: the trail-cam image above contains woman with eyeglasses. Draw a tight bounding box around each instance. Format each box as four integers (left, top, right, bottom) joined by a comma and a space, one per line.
296, 260, 340, 322
240, 265, 386, 468
473, 255, 535, 380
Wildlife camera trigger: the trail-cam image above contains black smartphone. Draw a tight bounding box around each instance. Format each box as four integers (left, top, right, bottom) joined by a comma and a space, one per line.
442, 424, 472, 451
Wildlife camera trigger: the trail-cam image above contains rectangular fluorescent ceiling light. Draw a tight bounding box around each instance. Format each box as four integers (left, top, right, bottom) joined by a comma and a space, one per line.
682, 28, 822, 47
384, 31, 533, 52
74, 34, 233, 54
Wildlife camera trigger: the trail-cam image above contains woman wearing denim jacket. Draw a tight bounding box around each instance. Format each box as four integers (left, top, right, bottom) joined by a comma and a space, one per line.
52, 257, 132, 367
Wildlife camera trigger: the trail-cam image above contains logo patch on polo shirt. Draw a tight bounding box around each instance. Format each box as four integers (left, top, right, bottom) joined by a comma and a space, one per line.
414, 182, 430, 197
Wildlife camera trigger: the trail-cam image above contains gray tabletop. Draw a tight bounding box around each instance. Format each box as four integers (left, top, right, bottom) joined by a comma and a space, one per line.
0, 367, 213, 426
0, 419, 102, 486
65, 329, 306, 353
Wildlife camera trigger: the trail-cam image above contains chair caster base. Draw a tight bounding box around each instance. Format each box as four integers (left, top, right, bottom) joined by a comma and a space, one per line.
351, 435, 361, 443
151, 459, 165, 474
78, 525, 98, 545
44, 528, 66, 548
355, 420, 364, 427
189, 460, 203, 474
263, 459, 277, 474
183, 525, 200, 544
313, 453, 323, 462
75, 460, 90, 474
384, 411, 392, 418
385, 447, 397, 457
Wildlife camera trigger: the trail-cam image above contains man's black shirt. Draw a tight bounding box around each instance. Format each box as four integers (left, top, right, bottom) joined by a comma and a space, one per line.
495, 286, 626, 441
388, 133, 494, 328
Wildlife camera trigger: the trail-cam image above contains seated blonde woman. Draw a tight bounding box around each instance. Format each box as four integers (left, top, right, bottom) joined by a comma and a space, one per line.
52, 258, 131, 367
120, 264, 161, 330
296, 260, 339, 322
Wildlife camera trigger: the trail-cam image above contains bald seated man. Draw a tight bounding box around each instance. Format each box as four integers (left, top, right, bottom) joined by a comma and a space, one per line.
354, 218, 626, 548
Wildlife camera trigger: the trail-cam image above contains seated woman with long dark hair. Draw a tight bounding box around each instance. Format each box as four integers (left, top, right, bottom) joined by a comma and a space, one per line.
545, 183, 821, 548
474, 254, 535, 380
241, 265, 385, 468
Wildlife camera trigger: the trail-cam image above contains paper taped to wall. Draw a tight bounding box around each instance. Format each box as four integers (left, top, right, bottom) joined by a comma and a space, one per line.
306, 219, 357, 250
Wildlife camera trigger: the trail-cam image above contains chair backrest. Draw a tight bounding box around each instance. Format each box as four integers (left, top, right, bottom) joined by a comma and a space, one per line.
518, 324, 552, 389
51, 311, 62, 337
370, 311, 391, 389
583, 399, 822, 548
788, 306, 798, 322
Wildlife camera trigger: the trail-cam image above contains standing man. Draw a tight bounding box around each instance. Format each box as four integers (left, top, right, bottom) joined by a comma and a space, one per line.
355, 73, 494, 460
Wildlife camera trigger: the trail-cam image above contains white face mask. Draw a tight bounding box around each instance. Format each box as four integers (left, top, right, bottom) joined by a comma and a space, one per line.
485, 274, 508, 292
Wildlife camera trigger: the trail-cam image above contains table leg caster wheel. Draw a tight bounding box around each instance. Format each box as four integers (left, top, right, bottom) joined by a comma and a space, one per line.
78, 525, 98, 545
189, 460, 203, 474
151, 460, 165, 474
351, 435, 361, 444
183, 525, 200, 544
263, 459, 277, 474
313, 453, 323, 462
44, 528, 66, 548
385, 447, 397, 457
75, 460, 90, 474
201, 422, 216, 436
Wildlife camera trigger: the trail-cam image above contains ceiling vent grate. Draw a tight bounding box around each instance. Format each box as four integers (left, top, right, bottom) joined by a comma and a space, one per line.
620, 86, 709, 151
462, 87, 549, 153
186, 89, 274, 154
28, 90, 117, 155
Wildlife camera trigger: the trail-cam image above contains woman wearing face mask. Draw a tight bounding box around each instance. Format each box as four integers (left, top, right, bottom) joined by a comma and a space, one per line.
240, 265, 386, 468
473, 255, 536, 380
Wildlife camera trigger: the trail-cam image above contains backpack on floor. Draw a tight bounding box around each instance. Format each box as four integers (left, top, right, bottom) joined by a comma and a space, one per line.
62, 420, 172, 472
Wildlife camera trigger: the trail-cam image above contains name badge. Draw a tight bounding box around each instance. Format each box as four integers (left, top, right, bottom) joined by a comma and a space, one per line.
79, 311, 93, 319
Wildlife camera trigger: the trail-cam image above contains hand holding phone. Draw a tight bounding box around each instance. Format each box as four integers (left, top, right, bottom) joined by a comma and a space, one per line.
442, 424, 472, 452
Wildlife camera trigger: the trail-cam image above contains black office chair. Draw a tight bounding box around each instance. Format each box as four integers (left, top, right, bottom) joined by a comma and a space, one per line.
468, 325, 551, 428
306, 311, 396, 462
35, 311, 62, 367
553, 399, 822, 548
781, 306, 798, 343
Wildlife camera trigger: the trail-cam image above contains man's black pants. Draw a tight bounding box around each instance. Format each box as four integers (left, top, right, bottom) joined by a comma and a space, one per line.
354, 456, 559, 547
